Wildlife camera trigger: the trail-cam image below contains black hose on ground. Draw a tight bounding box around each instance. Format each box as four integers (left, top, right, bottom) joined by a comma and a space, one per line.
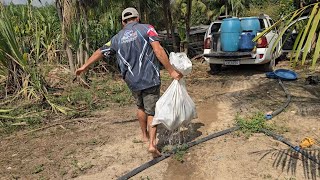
118, 126, 239, 180
265, 79, 292, 120
118, 153, 171, 180
260, 128, 320, 165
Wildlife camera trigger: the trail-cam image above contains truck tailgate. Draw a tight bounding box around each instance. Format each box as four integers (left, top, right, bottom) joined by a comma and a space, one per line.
203, 51, 252, 58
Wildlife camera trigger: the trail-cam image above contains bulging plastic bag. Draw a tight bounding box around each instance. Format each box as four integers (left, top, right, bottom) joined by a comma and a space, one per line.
169, 52, 192, 75
152, 79, 197, 131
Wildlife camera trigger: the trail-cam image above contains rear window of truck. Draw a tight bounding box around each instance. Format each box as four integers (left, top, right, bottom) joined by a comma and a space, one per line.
210, 23, 222, 33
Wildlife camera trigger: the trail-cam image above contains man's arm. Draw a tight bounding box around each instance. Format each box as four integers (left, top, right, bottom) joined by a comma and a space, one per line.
150, 41, 183, 80
75, 49, 104, 76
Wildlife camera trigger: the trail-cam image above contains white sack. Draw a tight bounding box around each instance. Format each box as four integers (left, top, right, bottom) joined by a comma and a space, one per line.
152, 79, 197, 131
169, 52, 192, 75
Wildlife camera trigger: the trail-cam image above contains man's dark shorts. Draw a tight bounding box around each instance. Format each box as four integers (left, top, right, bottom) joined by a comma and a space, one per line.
131, 85, 160, 116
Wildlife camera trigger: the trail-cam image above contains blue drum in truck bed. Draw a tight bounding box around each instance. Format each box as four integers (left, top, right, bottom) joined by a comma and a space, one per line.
239, 31, 256, 51
220, 18, 241, 52
240, 17, 260, 35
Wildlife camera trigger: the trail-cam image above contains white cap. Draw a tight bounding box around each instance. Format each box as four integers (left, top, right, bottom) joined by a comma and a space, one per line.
122, 7, 139, 21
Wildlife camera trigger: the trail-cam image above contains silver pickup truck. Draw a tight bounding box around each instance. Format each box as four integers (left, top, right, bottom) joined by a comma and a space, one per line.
203, 14, 281, 73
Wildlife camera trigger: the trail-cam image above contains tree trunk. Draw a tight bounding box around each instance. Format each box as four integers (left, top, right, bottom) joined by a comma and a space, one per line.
166, 0, 178, 52
184, 0, 192, 55
76, 1, 84, 67
137, 0, 141, 18
162, 0, 170, 39
62, 0, 75, 73
84, 10, 89, 61
225, 4, 228, 16
66, 45, 75, 73
55, 0, 64, 63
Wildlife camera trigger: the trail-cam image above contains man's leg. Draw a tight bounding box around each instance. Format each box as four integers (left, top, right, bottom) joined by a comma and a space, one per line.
147, 115, 161, 157
137, 108, 148, 142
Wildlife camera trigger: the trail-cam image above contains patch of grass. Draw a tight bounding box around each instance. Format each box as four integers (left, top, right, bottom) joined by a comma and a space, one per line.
71, 159, 93, 172
86, 138, 102, 146
261, 173, 273, 179
52, 76, 132, 111
173, 144, 188, 162
161, 144, 189, 162
106, 82, 132, 105
0, 103, 45, 134
235, 112, 275, 137
32, 164, 44, 174
132, 138, 143, 143
140, 176, 151, 180
1, 74, 133, 135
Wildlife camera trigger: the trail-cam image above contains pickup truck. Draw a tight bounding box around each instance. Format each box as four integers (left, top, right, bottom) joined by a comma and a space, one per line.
203, 14, 281, 73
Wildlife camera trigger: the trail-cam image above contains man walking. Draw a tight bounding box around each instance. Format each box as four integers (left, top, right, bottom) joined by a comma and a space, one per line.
75, 7, 182, 157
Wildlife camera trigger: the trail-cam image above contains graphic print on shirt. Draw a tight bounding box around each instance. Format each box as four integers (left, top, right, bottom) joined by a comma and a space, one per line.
101, 41, 113, 57
117, 49, 134, 76
147, 25, 158, 37
121, 30, 138, 44
135, 29, 148, 75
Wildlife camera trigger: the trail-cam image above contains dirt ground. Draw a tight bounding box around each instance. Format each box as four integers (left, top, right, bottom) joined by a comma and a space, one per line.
0, 60, 320, 180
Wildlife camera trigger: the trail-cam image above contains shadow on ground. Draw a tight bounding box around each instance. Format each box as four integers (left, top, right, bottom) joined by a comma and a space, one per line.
250, 148, 320, 180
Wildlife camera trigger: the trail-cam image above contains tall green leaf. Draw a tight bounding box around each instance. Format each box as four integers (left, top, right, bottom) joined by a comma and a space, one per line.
293, 3, 318, 65
311, 32, 320, 69
301, 8, 320, 65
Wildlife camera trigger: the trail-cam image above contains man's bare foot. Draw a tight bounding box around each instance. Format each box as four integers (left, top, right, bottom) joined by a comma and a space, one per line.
148, 146, 161, 158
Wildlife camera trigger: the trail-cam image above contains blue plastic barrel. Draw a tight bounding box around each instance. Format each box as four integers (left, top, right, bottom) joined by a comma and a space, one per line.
239, 32, 256, 51
220, 18, 241, 52
240, 17, 260, 35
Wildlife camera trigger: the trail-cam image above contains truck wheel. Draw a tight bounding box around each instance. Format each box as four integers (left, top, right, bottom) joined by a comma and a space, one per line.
263, 59, 275, 72
210, 64, 222, 74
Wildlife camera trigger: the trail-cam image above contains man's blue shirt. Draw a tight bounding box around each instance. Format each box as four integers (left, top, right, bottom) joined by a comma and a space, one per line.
100, 22, 161, 91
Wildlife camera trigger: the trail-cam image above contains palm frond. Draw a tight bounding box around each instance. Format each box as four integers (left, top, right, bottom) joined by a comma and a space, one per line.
311, 33, 320, 69
293, 4, 318, 65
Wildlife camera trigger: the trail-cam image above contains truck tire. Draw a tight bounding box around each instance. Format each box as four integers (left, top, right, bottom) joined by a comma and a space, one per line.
210, 64, 222, 74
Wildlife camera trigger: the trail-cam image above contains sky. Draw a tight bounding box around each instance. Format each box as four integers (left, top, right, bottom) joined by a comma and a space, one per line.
2, 0, 54, 6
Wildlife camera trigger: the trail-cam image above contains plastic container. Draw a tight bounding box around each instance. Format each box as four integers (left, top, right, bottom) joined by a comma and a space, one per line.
239, 31, 256, 51
240, 17, 260, 35
220, 18, 241, 52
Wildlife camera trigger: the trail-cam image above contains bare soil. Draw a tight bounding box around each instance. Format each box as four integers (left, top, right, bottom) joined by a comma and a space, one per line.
0, 60, 320, 180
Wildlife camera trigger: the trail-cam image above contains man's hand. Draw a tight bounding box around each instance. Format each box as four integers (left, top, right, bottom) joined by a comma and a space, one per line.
75, 67, 86, 76
170, 70, 183, 80
75, 49, 104, 76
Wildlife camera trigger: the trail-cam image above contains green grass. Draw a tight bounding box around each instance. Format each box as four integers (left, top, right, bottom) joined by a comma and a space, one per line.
173, 144, 189, 162
0, 74, 133, 135
235, 112, 276, 137
0, 103, 45, 134
52, 76, 132, 110
32, 164, 44, 174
